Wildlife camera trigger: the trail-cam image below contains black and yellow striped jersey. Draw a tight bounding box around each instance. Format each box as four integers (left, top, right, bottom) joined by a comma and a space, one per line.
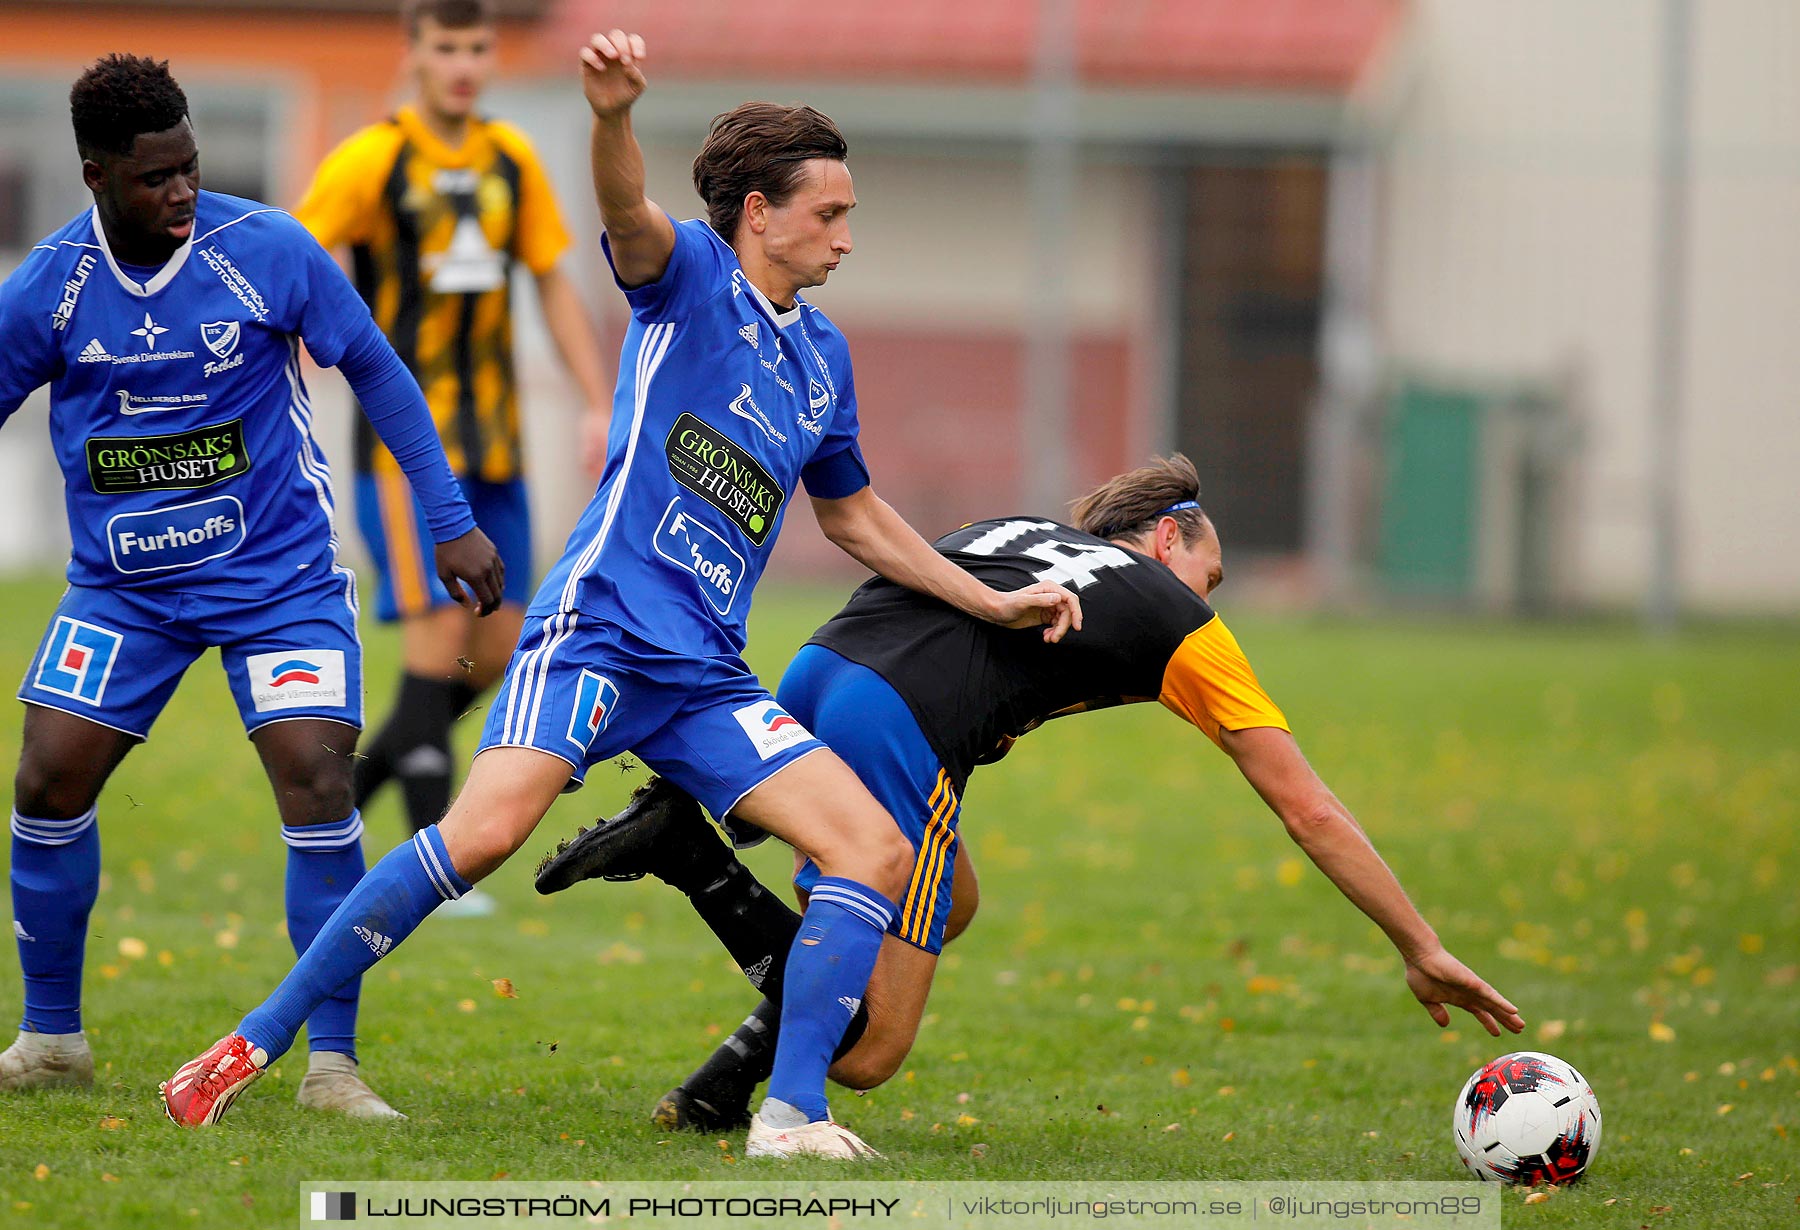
296, 105, 572, 482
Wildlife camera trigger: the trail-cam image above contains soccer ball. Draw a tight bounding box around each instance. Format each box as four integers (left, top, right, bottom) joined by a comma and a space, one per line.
1452, 1051, 1602, 1184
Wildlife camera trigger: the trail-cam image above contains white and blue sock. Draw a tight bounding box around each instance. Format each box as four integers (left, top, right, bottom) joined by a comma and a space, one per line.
763, 876, 895, 1124
239, 824, 470, 1062
9, 808, 100, 1035
282, 812, 368, 1060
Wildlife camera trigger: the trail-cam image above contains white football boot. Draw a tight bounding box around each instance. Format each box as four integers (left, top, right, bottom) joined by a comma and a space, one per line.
746, 1105, 881, 1159
295, 1051, 407, 1119
0, 1029, 94, 1090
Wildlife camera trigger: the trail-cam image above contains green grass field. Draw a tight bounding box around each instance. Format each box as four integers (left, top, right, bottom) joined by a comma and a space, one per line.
0, 573, 1794, 1227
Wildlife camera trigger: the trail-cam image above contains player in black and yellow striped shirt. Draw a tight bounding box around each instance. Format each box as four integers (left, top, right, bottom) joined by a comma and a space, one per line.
539, 456, 1526, 1140
297, 0, 610, 879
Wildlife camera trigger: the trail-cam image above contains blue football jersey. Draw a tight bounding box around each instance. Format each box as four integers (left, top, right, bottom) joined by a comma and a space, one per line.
0, 192, 375, 597
533, 218, 869, 657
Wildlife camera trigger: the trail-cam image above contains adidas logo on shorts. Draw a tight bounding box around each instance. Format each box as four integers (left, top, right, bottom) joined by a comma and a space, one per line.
743, 954, 773, 988
838, 996, 862, 1014
354, 925, 393, 958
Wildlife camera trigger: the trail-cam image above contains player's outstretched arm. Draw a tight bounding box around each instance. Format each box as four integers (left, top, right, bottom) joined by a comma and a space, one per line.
811, 487, 1083, 642
580, 30, 674, 288
1218, 725, 1526, 1037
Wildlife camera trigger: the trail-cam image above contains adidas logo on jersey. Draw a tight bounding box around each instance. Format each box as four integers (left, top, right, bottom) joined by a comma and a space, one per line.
354, 925, 393, 958
739, 321, 759, 350
838, 996, 862, 1014
79, 338, 112, 363
743, 954, 773, 988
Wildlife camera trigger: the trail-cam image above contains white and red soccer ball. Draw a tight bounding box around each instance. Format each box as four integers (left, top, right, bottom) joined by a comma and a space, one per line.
1453, 1051, 1602, 1184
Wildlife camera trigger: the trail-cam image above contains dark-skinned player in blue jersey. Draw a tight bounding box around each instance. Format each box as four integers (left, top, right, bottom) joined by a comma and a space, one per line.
0, 55, 502, 1118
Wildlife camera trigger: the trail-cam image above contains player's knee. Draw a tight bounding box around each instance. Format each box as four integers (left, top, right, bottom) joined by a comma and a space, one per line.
442, 810, 533, 882
268, 746, 355, 826
12, 752, 101, 821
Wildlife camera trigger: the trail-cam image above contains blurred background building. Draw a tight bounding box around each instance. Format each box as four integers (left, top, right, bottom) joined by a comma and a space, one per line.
1, 0, 1795, 616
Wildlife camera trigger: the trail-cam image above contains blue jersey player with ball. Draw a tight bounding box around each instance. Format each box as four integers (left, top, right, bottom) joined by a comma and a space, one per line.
0, 56, 503, 1116
164, 30, 1080, 1156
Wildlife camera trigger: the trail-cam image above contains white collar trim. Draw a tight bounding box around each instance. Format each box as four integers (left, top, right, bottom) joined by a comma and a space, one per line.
90, 205, 194, 298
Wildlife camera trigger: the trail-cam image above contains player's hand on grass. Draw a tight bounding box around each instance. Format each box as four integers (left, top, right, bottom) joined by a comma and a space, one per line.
579, 30, 648, 118
989, 581, 1084, 643
435, 528, 505, 616
1405, 948, 1525, 1037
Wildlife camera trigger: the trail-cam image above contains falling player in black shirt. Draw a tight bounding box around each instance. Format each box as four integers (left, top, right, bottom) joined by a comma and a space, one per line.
537, 455, 1524, 1144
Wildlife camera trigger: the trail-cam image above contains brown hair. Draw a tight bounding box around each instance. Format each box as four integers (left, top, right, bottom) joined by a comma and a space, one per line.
692, 102, 849, 241
404, 0, 492, 38
1070, 454, 1209, 544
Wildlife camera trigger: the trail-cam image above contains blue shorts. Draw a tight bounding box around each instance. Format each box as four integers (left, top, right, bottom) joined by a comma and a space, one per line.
17, 572, 363, 740
782, 645, 962, 955
355, 472, 532, 622
476, 612, 827, 823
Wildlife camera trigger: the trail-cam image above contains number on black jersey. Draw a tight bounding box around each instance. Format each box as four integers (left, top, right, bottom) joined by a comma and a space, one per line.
956, 519, 1137, 591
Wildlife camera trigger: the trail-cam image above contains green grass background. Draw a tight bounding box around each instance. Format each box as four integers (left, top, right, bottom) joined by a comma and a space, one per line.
0, 573, 1794, 1226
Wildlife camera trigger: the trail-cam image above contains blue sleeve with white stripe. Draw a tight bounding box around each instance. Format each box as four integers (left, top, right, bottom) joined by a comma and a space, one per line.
0, 257, 59, 424
601, 216, 732, 323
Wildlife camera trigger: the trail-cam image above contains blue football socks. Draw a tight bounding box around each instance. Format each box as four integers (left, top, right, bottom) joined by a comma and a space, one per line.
764, 876, 895, 1123
239, 824, 470, 1061
9, 808, 101, 1035
282, 812, 368, 1059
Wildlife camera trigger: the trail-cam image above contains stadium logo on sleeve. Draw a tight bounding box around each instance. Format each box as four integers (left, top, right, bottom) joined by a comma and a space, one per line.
664, 412, 786, 546
244, 649, 347, 713
653, 500, 747, 616
731, 701, 813, 761
565, 669, 620, 750
50, 255, 97, 332
33, 617, 124, 706
106, 495, 245, 574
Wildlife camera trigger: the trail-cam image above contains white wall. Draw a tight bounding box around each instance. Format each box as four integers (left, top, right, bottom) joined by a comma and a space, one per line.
1379, 0, 1800, 609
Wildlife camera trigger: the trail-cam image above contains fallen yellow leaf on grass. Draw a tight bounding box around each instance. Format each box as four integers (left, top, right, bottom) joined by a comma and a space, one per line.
1163, 1123, 1182, 1133
457, 998, 477, 1013
101, 1174, 119, 1183
1523, 1191, 1550, 1204
1740, 934, 1765, 954
33, 1164, 48, 1180
1717, 1104, 1734, 1115
1649, 1021, 1676, 1042
98, 1116, 127, 1130
1171, 1068, 1192, 1088
1537, 1019, 1567, 1042
491, 978, 518, 999
117, 937, 147, 960
956, 1114, 981, 1127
